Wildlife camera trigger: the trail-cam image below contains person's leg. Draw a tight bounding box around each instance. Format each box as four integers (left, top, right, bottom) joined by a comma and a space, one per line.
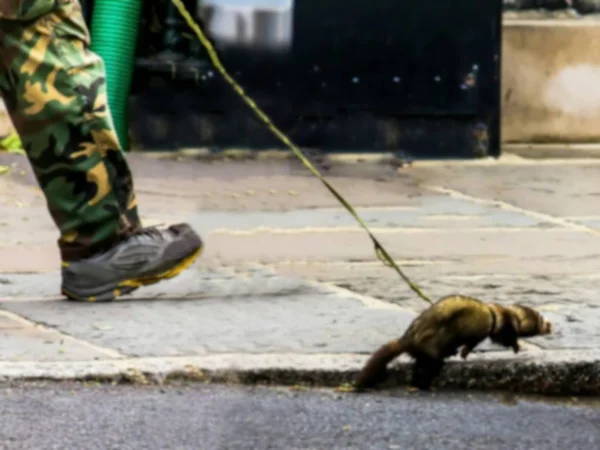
0, 0, 140, 259
0, 1, 203, 302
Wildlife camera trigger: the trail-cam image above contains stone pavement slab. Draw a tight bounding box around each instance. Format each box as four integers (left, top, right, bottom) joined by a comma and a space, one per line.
1, 153, 600, 394
0, 310, 121, 361
0, 285, 417, 359
0, 264, 591, 354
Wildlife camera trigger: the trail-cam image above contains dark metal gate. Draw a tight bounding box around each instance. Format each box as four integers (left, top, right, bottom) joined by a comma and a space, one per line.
84, 0, 502, 159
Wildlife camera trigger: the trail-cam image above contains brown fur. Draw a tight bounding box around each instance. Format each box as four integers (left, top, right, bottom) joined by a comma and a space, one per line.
354, 295, 552, 391
506, 304, 552, 337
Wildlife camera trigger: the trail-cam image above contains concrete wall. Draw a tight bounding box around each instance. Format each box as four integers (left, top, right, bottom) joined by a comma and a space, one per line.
503, 17, 600, 142
2, 3, 600, 146
503, 3, 600, 143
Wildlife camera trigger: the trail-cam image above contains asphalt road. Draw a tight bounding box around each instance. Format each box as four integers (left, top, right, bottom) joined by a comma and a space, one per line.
0, 382, 598, 450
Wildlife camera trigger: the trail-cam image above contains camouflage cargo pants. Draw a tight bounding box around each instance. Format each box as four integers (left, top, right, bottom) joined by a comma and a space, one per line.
0, 0, 142, 261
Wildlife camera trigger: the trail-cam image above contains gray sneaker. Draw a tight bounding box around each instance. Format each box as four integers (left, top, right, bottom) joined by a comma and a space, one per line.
61, 223, 203, 302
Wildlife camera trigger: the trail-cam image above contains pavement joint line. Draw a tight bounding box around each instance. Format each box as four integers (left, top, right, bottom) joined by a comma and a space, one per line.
179, 206, 423, 213
302, 206, 420, 212
2, 265, 600, 280
414, 158, 600, 166
423, 273, 592, 280
143, 149, 600, 165
423, 215, 478, 221
302, 280, 415, 312
564, 216, 600, 220
208, 227, 575, 236
0, 310, 126, 359
437, 273, 600, 280
427, 186, 600, 237
165, 261, 409, 312
269, 260, 452, 267
0, 296, 65, 302
0, 295, 211, 302
269, 268, 600, 281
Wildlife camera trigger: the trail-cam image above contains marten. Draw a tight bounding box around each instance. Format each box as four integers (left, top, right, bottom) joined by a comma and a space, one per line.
354, 294, 552, 391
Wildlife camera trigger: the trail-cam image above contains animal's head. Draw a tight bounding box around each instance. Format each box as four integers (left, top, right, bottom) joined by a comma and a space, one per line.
510, 304, 552, 337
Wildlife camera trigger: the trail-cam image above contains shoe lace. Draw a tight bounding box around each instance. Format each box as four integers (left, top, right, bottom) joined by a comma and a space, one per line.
128, 224, 167, 240
141, 225, 166, 235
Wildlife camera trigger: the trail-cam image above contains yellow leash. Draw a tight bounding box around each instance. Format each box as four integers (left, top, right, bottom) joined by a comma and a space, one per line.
170, 0, 433, 305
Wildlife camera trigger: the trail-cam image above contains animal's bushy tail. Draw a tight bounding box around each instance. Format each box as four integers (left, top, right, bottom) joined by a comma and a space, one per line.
354, 338, 408, 390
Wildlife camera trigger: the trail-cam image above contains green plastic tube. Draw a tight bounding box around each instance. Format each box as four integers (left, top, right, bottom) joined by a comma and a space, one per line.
89, 0, 142, 151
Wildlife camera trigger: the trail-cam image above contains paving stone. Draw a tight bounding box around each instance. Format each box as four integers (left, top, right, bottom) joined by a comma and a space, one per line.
1, 155, 600, 373
180, 197, 553, 232
0, 267, 325, 300
0, 268, 561, 359
0, 290, 420, 358
0, 313, 113, 362
296, 269, 597, 350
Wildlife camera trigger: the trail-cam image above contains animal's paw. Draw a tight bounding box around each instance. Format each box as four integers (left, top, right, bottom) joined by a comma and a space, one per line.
512, 342, 520, 354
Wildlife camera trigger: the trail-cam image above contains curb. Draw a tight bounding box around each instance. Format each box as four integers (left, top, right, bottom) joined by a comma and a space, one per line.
1, 351, 598, 396
136, 148, 600, 166
137, 148, 405, 166
502, 143, 600, 160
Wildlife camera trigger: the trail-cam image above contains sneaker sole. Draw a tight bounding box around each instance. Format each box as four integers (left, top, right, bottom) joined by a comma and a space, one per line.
62, 246, 203, 303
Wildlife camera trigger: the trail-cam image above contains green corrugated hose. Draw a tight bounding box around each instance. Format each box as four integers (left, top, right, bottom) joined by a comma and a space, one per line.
89, 0, 142, 151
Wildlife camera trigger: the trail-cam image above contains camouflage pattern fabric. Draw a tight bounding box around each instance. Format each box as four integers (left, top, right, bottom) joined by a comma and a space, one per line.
0, 1, 58, 21
0, 0, 142, 261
